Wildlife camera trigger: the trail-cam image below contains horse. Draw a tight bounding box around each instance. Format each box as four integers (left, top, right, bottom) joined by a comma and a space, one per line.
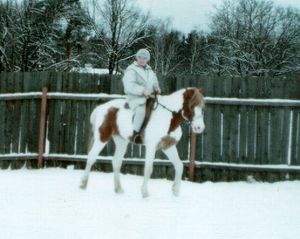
80, 87, 205, 197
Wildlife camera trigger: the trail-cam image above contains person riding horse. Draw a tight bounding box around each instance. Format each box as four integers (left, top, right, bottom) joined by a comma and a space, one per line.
122, 49, 161, 143
80, 49, 205, 196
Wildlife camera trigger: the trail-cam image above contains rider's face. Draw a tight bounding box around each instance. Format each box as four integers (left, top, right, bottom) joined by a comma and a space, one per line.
136, 57, 148, 66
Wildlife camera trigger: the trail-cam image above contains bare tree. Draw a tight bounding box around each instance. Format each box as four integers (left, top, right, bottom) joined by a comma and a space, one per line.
183, 30, 212, 75
87, 0, 150, 74
209, 0, 300, 76
146, 20, 184, 76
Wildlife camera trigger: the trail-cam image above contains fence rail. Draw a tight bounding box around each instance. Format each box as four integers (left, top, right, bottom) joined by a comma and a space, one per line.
2, 92, 300, 106
0, 72, 300, 181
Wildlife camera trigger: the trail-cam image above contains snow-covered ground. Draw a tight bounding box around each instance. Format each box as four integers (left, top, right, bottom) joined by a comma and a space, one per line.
0, 168, 300, 239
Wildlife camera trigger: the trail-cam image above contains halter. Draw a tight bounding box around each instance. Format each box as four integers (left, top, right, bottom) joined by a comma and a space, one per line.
153, 90, 192, 125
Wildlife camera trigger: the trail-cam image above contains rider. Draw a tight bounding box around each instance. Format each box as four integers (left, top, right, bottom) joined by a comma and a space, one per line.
122, 49, 161, 143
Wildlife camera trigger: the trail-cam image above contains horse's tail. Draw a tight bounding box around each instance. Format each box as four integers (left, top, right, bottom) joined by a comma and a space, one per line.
90, 106, 97, 126
87, 108, 97, 152
87, 124, 94, 153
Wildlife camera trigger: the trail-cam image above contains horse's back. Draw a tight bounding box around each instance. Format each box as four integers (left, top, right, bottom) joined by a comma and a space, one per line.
90, 99, 126, 126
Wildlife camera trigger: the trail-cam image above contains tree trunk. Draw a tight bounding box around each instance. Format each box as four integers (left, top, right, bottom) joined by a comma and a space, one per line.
108, 53, 115, 75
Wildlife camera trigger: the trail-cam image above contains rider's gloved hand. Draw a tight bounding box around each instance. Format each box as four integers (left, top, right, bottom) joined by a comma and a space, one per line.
155, 87, 161, 95
143, 90, 152, 98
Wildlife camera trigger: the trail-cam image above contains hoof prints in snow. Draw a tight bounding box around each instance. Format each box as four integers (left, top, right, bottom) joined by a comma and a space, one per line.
0, 168, 300, 239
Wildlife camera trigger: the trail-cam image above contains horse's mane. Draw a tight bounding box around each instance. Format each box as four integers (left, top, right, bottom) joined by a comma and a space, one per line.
185, 87, 205, 108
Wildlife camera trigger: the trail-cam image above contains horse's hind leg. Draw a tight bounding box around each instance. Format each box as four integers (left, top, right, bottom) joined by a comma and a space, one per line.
112, 136, 128, 193
162, 145, 183, 196
141, 144, 156, 198
80, 140, 106, 189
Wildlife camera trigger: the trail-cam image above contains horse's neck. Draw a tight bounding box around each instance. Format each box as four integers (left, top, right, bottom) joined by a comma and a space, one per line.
158, 89, 185, 112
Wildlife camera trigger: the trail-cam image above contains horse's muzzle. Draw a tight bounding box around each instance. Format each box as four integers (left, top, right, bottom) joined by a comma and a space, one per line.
192, 125, 205, 134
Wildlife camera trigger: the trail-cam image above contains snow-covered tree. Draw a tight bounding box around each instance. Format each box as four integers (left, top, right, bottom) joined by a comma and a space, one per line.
209, 0, 300, 76
182, 30, 212, 75
0, 0, 92, 72
87, 0, 150, 74
145, 20, 184, 76
0, 0, 22, 71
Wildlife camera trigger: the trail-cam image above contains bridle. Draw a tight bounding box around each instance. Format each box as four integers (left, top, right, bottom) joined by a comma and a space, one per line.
152, 89, 200, 126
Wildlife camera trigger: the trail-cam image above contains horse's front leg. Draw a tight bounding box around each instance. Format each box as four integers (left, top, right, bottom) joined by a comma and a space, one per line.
163, 145, 183, 196
141, 144, 156, 198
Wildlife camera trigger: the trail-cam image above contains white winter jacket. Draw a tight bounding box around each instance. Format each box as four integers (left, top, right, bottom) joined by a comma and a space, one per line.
122, 61, 160, 109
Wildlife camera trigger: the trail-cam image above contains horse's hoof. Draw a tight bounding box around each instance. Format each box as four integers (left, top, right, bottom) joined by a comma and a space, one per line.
142, 192, 149, 198
80, 179, 88, 190
172, 190, 179, 197
80, 184, 87, 190
115, 187, 124, 194
172, 185, 180, 197
141, 189, 149, 198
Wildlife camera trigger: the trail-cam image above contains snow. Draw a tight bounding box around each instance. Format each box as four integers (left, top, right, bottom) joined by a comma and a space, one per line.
0, 168, 300, 239
71, 65, 120, 75
71, 66, 110, 75
0, 153, 38, 158
0, 92, 42, 98
1, 152, 300, 171
55, 17, 68, 32
1, 91, 300, 106
0, 92, 124, 100
205, 97, 300, 106
194, 161, 300, 170
47, 92, 124, 99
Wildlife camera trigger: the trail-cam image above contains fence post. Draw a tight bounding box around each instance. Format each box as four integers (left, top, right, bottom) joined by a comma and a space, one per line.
37, 87, 48, 168
189, 131, 196, 181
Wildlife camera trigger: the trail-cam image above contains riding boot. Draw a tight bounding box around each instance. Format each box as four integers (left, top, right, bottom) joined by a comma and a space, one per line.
132, 130, 143, 144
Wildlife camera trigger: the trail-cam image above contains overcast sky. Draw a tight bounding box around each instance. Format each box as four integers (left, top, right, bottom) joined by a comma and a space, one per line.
136, 0, 300, 34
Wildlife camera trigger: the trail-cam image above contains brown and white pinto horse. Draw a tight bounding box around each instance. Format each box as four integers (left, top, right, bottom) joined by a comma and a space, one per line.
80, 87, 205, 197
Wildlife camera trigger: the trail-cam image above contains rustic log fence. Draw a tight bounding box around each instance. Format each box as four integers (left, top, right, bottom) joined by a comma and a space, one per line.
0, 72, 300, 182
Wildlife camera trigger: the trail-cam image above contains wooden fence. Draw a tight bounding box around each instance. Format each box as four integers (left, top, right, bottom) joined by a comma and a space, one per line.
0, 72, 300, 182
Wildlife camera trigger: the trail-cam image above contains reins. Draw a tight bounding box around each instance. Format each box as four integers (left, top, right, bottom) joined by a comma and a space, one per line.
153, 93, 173, 113
152, 91, 192, 126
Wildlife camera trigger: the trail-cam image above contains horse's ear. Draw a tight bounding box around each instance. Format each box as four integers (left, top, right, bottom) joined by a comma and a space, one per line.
198, 87, 205, 95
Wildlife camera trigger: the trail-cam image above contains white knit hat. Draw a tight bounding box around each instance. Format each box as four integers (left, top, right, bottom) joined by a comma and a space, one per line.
136, 49, 150, 61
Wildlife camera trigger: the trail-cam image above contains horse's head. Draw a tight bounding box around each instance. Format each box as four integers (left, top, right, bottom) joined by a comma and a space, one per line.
182, 87, 205, 134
